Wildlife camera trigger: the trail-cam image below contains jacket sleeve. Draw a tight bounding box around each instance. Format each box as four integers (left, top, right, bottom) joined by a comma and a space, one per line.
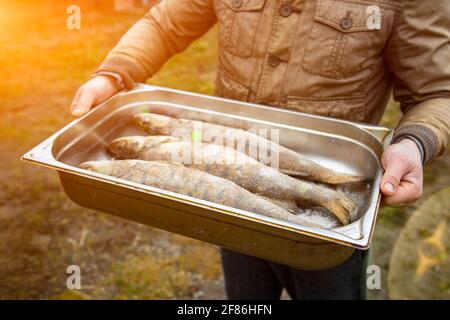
383, 0, 450, 163
96, 0, 216, 88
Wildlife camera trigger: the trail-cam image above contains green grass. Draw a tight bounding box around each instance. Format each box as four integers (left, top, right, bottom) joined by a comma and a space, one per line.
377, 206, 408, 227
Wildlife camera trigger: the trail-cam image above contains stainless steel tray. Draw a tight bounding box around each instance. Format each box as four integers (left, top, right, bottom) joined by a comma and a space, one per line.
22, 84, 392, 270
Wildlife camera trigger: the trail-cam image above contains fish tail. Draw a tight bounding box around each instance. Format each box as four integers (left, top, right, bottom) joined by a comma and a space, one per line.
326, 192, 357, 225
324, 172, 367, 185
261, 196, 298, 213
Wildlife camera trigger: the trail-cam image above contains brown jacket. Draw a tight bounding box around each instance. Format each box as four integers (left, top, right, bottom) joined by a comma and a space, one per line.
98, 0, 450, 163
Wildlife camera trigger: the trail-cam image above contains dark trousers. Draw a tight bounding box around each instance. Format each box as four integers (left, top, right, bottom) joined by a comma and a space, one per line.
220, 248, 369, 300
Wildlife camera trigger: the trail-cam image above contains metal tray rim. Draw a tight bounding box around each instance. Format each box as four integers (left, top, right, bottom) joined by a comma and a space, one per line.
22, 84, 393, 249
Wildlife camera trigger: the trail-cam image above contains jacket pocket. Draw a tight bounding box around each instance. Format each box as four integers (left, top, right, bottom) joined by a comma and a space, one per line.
302, 0, 395, 79
286, 95, 367, 122
215, 69, 250, 101
214, 0, 266, 58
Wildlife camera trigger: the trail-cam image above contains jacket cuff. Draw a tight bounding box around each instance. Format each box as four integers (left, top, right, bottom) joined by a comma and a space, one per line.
93, 71, 125, 90
96, 57, 147, 89
394, 135, 425, 164
392, 124, 440, 164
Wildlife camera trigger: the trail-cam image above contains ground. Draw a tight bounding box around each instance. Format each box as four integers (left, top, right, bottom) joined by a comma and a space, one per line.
0, 0, 448, 299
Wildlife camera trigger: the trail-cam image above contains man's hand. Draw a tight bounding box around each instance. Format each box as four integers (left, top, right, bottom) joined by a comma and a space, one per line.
70, 75, 119, 117
380, 138, 423, 205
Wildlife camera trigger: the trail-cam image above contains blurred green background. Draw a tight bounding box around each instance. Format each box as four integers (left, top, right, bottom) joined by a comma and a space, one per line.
0, 0, 448, 299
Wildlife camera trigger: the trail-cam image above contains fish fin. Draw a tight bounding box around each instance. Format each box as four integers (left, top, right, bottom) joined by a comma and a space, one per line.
280, 169, 310, 177
326, 192, 357, 225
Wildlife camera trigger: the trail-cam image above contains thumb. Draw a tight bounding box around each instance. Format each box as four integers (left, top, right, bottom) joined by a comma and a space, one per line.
71, 88, 95, 117
380, 157, 407, 196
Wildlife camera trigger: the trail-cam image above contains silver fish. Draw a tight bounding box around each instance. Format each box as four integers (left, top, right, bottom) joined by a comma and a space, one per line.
134, 113, 366, 185
79, 160, 320, 228
108, 136, 357, 225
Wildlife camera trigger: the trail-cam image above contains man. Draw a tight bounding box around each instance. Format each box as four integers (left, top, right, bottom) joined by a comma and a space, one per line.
70, 0, 450, 299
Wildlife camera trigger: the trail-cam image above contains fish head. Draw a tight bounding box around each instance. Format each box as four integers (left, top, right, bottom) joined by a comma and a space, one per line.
109, 135, 180, 158
108, 136, 147, 158
145, 135, 181, 145
79, 161, 115, 175
134, 113, 173, 135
